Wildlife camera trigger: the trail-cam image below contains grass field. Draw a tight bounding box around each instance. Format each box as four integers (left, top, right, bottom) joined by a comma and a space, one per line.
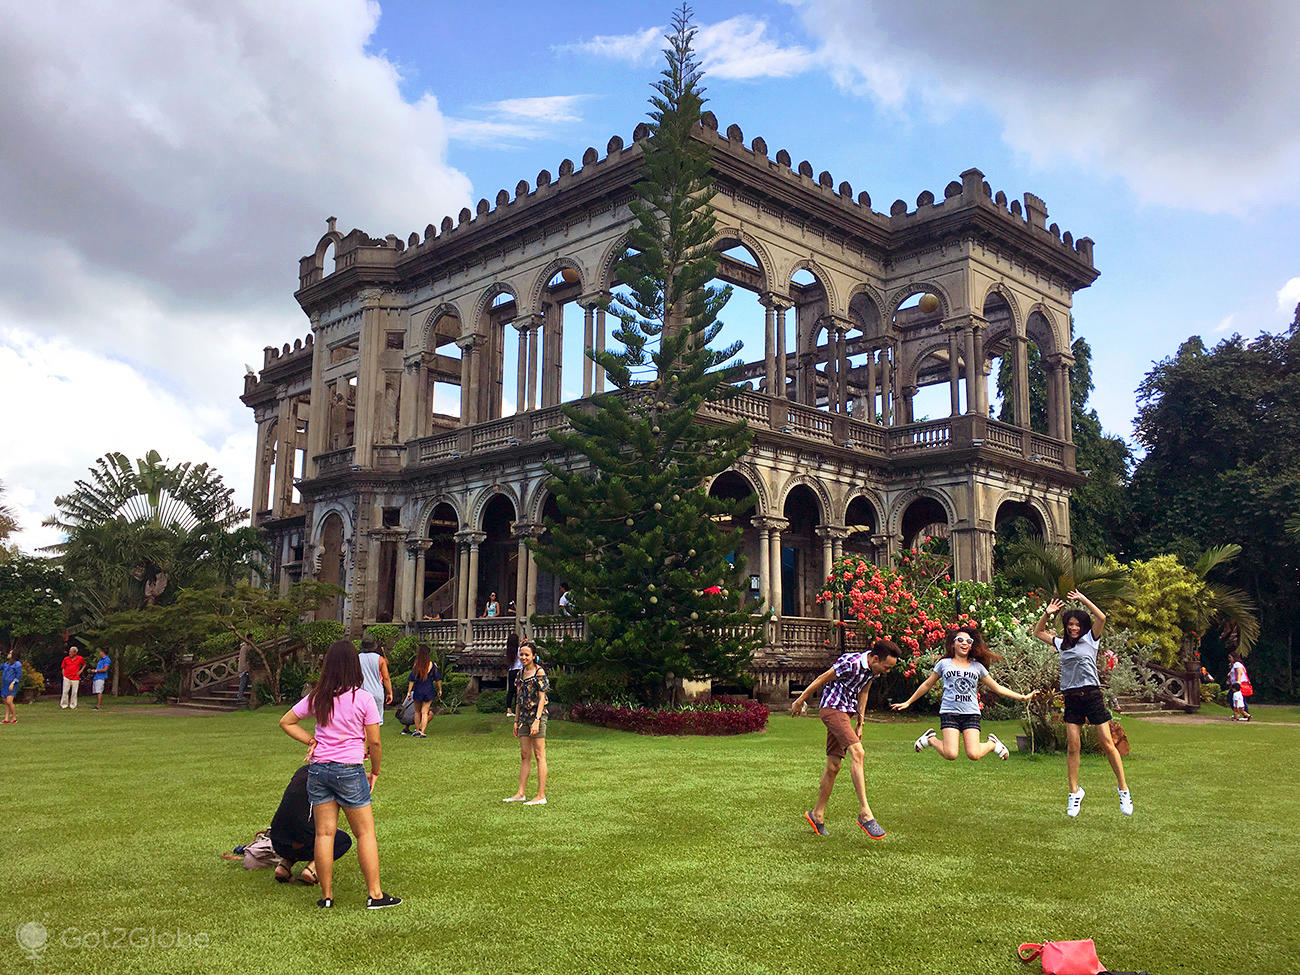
5, 700, 1298, 974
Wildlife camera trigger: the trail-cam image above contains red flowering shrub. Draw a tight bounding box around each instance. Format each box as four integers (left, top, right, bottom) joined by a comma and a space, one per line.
571, 699, 769, 735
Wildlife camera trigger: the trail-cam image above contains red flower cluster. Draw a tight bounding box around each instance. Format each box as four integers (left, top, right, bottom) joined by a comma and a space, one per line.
819, 557, 948, 655
571, 700, 770, 736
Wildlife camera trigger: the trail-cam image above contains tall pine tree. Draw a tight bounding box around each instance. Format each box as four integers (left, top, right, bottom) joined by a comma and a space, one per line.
532, 6, 761, 704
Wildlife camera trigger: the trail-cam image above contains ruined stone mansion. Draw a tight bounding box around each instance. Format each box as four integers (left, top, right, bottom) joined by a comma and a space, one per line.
241, 113, 1097, 695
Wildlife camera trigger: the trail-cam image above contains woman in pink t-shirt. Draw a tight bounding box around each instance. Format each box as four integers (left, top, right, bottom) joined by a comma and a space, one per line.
280, 640, 400, 909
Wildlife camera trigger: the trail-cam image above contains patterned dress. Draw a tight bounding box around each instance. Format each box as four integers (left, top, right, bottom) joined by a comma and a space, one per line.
514, 668, 550, 738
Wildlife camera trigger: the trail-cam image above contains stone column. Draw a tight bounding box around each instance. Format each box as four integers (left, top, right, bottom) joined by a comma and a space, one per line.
964, 324, 979, 414
1056, 359, 1074, 442
513, 523, 532, 628
775, 303, 789, 398
594, 304, 607, 393
1011, 334, 1029, 428
273, 396, 296, 512
466, 530, 485, 621
763, 301, 776, 395
305, 313, 328, 476
398, 352, 424, 443
766, 517, 789, 618
581, 302, 595, 397
457, 334, 479, 424
351, 289, 385, 466
527, 323, 540, 410
454, 533, 471, 621
866, 354, 878, 423
756, 523, 771, 609
880, 351, 893, 426
525, 535, 540, 623
411, 539, 430, 620
900, 384, 917, 424
513, 319, 528, 413
815, 526, 835, 619
948, 327, 962, 417
251, 417, 272, 515
972, 324, 988, 416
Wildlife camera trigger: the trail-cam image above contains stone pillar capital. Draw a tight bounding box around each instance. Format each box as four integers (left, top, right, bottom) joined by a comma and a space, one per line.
454, 529, 487, 547
942, 313, 988, 333
577, 291, 610, 311
815, 524, 850, 541
759, 292, 793, 312
752, 515, 790, 533
512, 521, 545, 541
510, 313, 544, 333
455, 332, 483, 351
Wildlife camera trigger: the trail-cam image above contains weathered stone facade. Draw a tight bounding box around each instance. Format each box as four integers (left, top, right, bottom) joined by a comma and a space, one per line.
241, 113, 1097, 695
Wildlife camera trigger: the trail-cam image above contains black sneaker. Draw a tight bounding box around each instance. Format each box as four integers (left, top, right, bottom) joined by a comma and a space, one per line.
316, 897, 333, 908
366, 893, 402, 910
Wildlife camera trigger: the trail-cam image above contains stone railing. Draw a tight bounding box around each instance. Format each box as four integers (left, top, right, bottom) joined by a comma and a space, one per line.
396, 391, 1073, 473
1144, 662, 1200, 712
316, 446, 356, 476
187, 652, 241, 696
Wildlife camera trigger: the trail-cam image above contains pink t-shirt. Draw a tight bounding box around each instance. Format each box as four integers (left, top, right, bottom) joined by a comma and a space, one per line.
292, 687, 379, 765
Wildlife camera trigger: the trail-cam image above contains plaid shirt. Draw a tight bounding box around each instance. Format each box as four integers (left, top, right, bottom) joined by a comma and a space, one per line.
819, 652, 878, 713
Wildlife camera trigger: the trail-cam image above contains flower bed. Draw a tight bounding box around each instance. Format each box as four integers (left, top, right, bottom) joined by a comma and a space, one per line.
571, 699, 769, 736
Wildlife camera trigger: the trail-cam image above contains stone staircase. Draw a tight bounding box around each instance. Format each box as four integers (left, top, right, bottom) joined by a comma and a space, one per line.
1114, 694, 1187, 718
173, 685, 246, 712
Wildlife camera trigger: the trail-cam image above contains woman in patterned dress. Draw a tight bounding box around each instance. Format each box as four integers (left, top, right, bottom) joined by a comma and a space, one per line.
502, 641, 549, 806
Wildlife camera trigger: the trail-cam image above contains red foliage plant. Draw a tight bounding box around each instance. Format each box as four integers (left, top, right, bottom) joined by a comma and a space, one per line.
571, 699, 769, 736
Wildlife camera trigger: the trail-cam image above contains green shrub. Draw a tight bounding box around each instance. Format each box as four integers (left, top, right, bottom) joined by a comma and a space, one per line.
389, 635, 419, 677
154, 672, 180, 704
19, 667, 45, 699
475, 689, 510, 714
1200, 681, 1221, 704
441, 672, 470, 713
278, 659, 318, 701
363, 623, 403, 652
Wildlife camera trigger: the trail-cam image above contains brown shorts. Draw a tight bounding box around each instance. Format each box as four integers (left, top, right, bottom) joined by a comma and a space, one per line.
820, 707, 860, 759
517, 711, 547, 739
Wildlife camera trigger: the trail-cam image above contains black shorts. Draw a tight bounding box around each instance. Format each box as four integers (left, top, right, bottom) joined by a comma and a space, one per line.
1062, 686, 1112, 726
940, 713, 982, 732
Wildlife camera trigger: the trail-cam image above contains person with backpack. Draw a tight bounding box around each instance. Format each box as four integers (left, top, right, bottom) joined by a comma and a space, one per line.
279, 639, 400, 909
401, 644, 441, 739
2, 648, 21, 724
891, 624, 1035, 760
1034, 591, 1132, 818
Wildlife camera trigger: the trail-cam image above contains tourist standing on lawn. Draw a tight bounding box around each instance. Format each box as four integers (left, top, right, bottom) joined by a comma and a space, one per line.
1227, 652, 1251, 721
790, 640, 901, 839
2, 648, 21, 724
60, 645, 85, 710
278, 639, 400, 909
1034, 591, 1132, 817
402, 644, 441, 738
892, 625, 1035, 760
503, 641, 549, 806
358, 637, 393, 727
91, 649, 111, 710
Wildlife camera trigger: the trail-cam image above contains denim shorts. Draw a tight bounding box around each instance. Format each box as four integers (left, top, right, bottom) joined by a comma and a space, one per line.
940, 712, 982, 732
306, 761, 372, 808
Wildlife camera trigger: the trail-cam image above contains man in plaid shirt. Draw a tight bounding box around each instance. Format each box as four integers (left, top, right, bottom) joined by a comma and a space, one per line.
791, 640, 900, 838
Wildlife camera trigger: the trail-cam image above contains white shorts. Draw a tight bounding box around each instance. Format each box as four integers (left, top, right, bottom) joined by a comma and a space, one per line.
93, 678, 106, 694
1231, 690, 1244, 709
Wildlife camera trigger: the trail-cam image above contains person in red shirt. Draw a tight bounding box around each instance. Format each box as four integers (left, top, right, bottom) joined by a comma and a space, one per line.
60, 646, 86, 710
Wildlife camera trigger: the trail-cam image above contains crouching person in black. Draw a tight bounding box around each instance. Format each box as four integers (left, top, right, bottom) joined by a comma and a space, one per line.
270, 764, 352, 885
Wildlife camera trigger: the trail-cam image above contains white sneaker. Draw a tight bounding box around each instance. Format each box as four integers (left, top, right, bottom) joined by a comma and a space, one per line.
523, 797, 547, 806
988, 733, 1009, 760
502, 795, 527, 803
1066, 788, 1085, 818
914, 728, 936, 752
1118, 788, 1133, 815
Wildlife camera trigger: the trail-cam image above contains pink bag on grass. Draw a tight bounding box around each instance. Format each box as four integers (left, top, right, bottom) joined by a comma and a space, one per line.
1018, 939, 1105, 975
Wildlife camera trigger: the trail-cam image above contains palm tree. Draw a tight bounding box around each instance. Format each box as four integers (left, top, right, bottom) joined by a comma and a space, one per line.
1004, 537, 1132, 609
1191, 544, 1259, 655
45, 450, 254, 625
0, 479, 18, 559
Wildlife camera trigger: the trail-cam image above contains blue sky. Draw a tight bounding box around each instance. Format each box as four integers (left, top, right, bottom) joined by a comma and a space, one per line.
2, 0, 1297, 549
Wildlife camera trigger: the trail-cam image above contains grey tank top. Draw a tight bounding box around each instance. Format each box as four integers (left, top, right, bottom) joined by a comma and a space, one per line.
359, 653, 384, 698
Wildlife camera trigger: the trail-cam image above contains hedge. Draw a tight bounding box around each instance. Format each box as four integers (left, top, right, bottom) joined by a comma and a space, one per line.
571, 699, 769, 736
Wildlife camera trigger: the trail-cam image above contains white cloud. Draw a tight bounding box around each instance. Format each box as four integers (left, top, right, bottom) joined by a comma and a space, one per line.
788, 0, 1300, 212
0, 326, 256, 554
562, 16, 813, 81
0, 0, 474, 548
1277, 277, 1300, 316
448, 95, 591, 146
1212, 314, 1237, 334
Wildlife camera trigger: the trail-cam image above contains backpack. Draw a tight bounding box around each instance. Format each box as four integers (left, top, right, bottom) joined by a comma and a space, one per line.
396, 697, 416, 728
240, 830, 282, 870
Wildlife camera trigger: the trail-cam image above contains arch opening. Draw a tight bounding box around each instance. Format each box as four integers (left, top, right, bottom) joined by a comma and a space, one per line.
782, 484, 822, 616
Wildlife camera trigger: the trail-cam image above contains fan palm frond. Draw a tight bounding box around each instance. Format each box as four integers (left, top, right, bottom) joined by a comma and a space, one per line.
1204, 583, 1260, 655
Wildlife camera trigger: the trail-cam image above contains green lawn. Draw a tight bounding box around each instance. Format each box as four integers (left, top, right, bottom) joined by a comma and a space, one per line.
5, 701, 1297, 974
